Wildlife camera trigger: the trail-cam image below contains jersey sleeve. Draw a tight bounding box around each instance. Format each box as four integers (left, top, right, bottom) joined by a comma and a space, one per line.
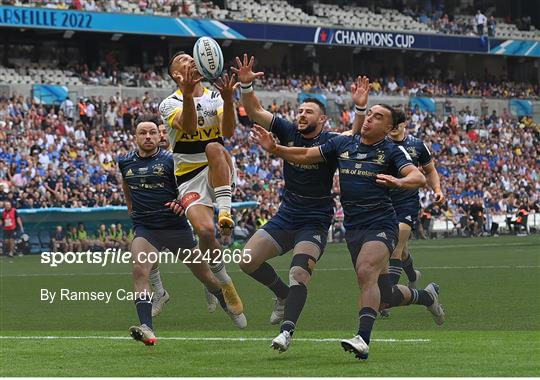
159, 97, 183, 127
418, 141, 433, 166
268, 116, 295, 144
116, 155, 126, 177
319, 134, 348, 162
213, 92, 224, 116
389, 144, 414, 176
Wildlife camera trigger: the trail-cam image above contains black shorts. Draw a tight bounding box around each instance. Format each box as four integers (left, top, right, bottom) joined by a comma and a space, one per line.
3, 229, 17, 240
261, 209, 330, 257
345, 223, 398, 266
134, 225, 197, 254
393, 201, 420, 229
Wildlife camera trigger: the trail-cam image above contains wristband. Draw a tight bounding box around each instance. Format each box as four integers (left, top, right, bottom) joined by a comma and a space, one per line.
355, 105, 367, 115
240, 82, 253, 93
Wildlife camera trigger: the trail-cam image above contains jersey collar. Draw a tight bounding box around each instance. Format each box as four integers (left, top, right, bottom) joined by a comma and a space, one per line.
135, 147, 160, 159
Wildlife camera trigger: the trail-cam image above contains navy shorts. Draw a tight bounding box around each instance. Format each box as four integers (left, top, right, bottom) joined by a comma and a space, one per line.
393, 200, 420, 229
261, 209, 330, 257
134, 225, 197, 254
345, 223, 398, 266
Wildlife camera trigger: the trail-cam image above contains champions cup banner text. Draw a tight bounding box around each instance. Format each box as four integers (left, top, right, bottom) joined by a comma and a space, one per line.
1, 6, 539, 57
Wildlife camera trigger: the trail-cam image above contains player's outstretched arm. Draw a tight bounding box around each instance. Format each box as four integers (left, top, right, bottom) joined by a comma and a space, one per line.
351, 75, 370, 135
214, 73, 239, 138
376, 165, 426, 190
171, 65, 202, 135
423, 161, 445, 205
231, 54, 273, 129
251, 124, 323, 164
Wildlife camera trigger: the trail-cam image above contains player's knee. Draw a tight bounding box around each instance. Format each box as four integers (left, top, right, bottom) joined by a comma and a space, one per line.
289, 254, 315, 286
239, 258, 259, 274
194, 221, 216, 242
132, 261, 149, 280
205, 142, 225, 160
356, 263, 378, 287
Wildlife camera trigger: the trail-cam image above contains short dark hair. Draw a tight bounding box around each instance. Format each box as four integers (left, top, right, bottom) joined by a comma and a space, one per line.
378, 103, 398, 128
167, 50, 186, 80
395, 109, 407, 125
135, 114, 160, 128
302, 97, 327, 115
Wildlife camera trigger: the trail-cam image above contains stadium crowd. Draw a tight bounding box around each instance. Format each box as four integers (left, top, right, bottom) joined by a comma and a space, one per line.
0, 88, 538, 245
19, 60, 540, 99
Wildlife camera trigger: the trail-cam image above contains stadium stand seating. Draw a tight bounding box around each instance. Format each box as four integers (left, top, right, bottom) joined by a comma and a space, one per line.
6, 0, 539, 40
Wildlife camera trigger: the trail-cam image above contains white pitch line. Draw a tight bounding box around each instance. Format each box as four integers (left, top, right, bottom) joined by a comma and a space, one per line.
0, 336, 430, 343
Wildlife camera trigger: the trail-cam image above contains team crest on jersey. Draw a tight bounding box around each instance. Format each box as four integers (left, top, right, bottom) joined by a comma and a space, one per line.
152, 164, 165, 176
125, 169, 134, 177
407, 147, 417, 157
374, 150, 385, 165
340, 151, 349, 159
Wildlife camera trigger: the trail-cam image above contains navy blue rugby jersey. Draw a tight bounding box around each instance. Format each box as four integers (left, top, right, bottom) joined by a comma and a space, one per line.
269, 115, 338, 211
319, 134, 414, 228
117, 148, 188, 228
387, 135, 432, 204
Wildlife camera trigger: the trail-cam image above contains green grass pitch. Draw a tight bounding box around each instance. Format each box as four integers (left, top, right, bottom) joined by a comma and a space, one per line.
1, 235, 539, 376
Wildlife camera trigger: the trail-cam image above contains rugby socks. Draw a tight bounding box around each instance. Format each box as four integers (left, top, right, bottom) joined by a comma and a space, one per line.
135, 295, 153, 329
149, 267, 165, 297
388, 259, 403, 286
209, 288, 228, 310
281, 283, 307, 335
407, 288, 434, 307
357, 307, 377, 358
214, 185, 232, 214
378, 273, 393, 308
402, 253, 417, 282
209, 261, 232, 284
248, 262, 289, 299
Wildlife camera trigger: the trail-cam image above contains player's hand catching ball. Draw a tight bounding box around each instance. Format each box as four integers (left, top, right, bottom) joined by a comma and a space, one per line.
174, 63, 202, 96
351, 75, 370, 108
231, 54, 264, 84
214, 73, 239, 101
376, 174, 402, 188
251, 124, 277, 153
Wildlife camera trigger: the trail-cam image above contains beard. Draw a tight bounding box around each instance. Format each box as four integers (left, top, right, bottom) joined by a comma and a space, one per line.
298, 121, 318, 135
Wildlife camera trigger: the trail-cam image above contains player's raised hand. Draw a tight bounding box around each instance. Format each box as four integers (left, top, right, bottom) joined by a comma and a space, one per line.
175, 63, 202, 96
214, 73, 239, 100
351, 75, 370, 108
164, 199, 185, 216
231, 54, 264, 84
250, 124, 277, 153
376, 174, 402, 188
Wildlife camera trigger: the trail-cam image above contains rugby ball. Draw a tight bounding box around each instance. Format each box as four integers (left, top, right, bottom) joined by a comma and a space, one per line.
193, 36, 224, 81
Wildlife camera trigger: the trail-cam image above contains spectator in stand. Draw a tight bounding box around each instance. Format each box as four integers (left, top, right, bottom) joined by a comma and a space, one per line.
475, 10, 487, 35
